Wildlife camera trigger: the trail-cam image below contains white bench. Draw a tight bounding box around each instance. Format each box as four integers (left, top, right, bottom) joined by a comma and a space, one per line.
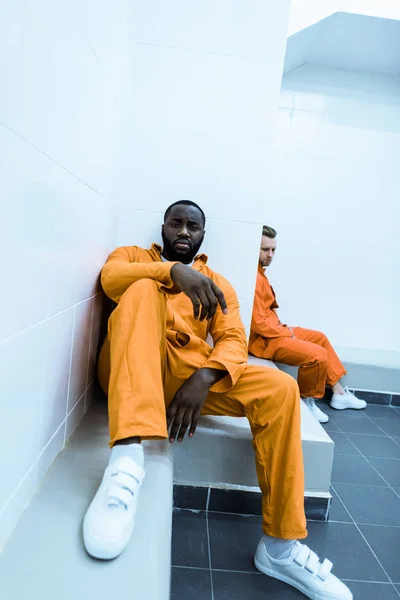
0, 402, 173, 600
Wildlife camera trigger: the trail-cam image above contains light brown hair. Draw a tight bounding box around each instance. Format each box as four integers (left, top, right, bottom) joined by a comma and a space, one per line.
262, 225, 277, 239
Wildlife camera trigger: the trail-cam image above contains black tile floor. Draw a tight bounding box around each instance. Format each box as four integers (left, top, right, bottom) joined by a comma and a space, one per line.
171, 404, 400, 599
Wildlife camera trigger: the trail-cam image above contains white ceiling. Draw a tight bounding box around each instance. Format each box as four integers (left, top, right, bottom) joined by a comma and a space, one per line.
288, 0, 400, 36
284, 12, 400, 77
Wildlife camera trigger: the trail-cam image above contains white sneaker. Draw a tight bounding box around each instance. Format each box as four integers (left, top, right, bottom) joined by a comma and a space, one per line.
83, 456, 145, 560
330, 388, 367, 410
254, 538, 353, 600
303, 398, 329, 423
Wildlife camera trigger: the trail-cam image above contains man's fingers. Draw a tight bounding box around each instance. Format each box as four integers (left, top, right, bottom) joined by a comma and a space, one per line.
177, 412, 192, 443
189, 409, 201, 438
189, 294, 201, 319
205, 287, 218, 320
169, 408, 185, 442
166, 402, 177, 428
211, 282, 228, 314
198, 291, 210, 322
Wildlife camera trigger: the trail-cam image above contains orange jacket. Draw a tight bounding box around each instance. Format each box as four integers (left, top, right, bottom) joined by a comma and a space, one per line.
101, 244, 248, 392
249, 264, 292, 352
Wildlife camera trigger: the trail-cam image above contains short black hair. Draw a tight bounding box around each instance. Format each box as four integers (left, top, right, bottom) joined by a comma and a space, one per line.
164, 200, 206, 227
262, 225, 277, 239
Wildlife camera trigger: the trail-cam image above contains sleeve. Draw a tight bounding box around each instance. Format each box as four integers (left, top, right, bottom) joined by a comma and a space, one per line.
201, 279, 248, 393
251, 275, 292, 339
101, 246, 179, 303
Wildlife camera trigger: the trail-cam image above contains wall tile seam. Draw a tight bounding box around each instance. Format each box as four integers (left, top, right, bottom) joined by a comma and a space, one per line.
0, 385, 88, 520
0, 120, 103, 196
135, 40, 282, 62
0, 293, 101, 346
0, 461, 38, 524
64, 302, 79, 443
67, 388, 86, 419
84, 296, 96, 394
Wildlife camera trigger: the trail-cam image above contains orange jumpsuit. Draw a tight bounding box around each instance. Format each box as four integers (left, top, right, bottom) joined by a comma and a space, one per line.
249, 264, 346, 398
98, 244, 307, 540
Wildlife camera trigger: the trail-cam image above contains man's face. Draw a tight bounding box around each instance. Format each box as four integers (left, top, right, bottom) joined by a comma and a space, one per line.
162, 205, 205, 264
259, 234, 276, 267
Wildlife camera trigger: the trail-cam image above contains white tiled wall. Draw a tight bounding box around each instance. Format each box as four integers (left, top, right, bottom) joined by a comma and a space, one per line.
0, 0, 133, 548
266, 65, 400, 352
116, 0, 291, 332
0, 0, 292, 548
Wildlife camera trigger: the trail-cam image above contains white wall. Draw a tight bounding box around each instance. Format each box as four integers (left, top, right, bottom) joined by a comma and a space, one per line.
266, 65, 400, 352
115, 0, 291, 333
0, 0, 134, 548
0, 0, 292, 548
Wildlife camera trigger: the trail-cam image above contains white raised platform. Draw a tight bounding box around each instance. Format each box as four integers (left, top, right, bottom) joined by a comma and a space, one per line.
0, 402, 173, 600
335, 347, 400, 394
173, 356, 334, 497
273, 347, 400, 396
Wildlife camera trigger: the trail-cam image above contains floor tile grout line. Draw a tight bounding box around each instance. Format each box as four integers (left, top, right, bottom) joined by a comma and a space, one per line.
330, 417, 397, 489
171, 564, 398, 585
206, 487, 211, 511
354, 523, 398, 587
363, 411, 400, 444
333, 477, 395, 585
333, 477, 396, 586
327, 519, 400, 529
205, 511, 215, 600
174, 508, 400, 529
338, 426, 400, 499
330, 483, 357, 525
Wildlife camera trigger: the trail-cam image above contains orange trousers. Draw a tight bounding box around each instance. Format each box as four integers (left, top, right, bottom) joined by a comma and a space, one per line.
98, 279, 307, 540
252, 327, 346, 399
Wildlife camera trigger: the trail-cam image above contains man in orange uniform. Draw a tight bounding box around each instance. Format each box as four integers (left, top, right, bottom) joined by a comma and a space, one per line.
249, 226, 366, 423
83, 202, 352, 600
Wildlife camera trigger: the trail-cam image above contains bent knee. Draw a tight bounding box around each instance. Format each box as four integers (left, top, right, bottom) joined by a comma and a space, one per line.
304, 346, 328, 367
119, 278, 160, 303
265, 368, 299, 400
309, 329, 328, 345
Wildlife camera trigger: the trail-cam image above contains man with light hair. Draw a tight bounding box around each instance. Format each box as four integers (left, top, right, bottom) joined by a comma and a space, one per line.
249, 225, 366, 423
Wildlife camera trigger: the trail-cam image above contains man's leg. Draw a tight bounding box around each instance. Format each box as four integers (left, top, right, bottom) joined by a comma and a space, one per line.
293, 328, 366, 411
196, 365, 352, 599
85, 279, 215, 560
84, 280, 173, 559
262, 336, 328, 399
104, 278, 171, 444
202, 366, 306, 539
292, 327, 345, 387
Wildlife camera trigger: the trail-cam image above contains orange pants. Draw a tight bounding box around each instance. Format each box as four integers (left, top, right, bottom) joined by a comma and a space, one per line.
98, 279, 307, 540
252, 327, 346, 399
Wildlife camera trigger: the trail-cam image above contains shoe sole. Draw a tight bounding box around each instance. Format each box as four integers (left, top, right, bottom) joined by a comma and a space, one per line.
83, 515, 136, 561
330, 400, 366, 411
317, 416, 329, 423
254, 557, 353, 600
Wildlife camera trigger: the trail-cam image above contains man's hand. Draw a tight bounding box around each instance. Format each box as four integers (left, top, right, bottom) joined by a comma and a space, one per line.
171, 263, 227, 321
167, 368, 226, 443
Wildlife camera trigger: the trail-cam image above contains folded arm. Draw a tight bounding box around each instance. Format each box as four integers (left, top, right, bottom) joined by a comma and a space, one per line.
101, 246, 178, 302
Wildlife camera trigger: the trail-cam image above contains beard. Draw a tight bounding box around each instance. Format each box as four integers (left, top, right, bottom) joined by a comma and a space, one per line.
161, 231, 204, 264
